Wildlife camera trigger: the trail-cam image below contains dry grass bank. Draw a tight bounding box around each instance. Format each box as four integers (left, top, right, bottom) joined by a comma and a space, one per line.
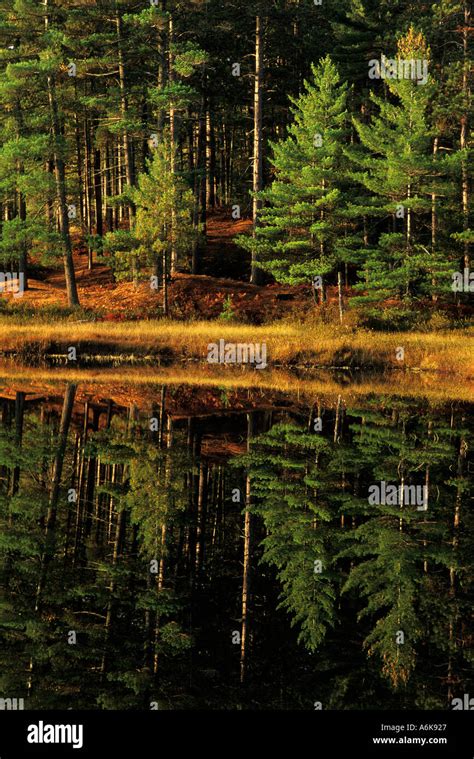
0, 319, 472, 377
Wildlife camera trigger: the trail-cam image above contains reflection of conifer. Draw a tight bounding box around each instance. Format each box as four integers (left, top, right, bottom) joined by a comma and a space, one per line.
237, 422, 337, 652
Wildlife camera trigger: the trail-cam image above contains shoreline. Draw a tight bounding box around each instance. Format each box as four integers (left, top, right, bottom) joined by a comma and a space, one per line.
0, 319, 473, 378
0, 364, 472, 403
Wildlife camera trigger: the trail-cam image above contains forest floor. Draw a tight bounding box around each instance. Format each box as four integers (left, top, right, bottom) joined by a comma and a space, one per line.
1, 213, 310, 322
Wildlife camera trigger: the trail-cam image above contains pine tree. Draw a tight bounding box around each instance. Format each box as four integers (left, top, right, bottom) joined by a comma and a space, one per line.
104, 139, 198, 313
238, 56, 352, 302
236, 422, 337, 653
345, 28, 456, 310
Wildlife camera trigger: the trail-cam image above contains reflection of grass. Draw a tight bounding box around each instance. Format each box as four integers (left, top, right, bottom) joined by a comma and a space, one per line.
0, 364, 472, 403
0, 319, 473, 376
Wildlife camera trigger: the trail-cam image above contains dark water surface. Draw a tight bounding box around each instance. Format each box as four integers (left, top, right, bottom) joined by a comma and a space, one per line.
0, 377, 472, 710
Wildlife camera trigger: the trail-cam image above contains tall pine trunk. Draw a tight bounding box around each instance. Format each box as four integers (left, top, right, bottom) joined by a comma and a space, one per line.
460, 0, 471, 270
44, 0, 79, 307
251, 16, 263, 285
169, 14, 178, 275
115, 2, 134, 225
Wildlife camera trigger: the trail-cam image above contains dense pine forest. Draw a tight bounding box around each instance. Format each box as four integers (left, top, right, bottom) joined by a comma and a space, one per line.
0, 0, 471, 333
0, 0, 473, 721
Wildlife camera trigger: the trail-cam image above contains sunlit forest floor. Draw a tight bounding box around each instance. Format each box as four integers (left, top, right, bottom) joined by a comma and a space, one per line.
2, 214, 286, 319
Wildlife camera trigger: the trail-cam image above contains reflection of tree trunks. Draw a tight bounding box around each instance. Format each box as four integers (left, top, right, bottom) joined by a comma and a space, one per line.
96, 403, 111, 547
73, 448, 86, 565
450, 435, 466, 589
188, 428, 202, 578
353, 472, 359, 530
398, 420, 406, 533
8, 392, 25, 509
107, 464, 117, 544
183, 419, 194, 569
101, 502, 126, 677
93, 456, 103, 543
194, 461, 208, 575
399, 473, 404, 532
73, 402, 89, 566
35, 383, 77, 612
4, 393, 26, 590
423, 464, 429, 573
240, 413, 255, 684
333, 394, 342, 444
218, 465, 225, 548
209, 465, 225, 577
153, 415, 173, 677
158, 386, 167, 447
447, 433, 466, 702
210, 466, 220, 554
84, 408, 100, 538
340, 462, 346, 529
64, 432, 80, 564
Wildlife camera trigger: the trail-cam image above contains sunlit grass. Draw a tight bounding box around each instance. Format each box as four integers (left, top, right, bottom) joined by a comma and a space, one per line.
0, 318, 472, 376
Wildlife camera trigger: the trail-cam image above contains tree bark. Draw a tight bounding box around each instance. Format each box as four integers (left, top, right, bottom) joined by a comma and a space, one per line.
251, 15, 264, 285
115, 2, 135, 224
169, 13, 178, 274
460, 0, 471, 269
47, 78, 80, 306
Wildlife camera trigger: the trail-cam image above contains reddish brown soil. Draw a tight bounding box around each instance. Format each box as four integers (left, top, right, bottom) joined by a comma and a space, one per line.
2, 212, 312, 322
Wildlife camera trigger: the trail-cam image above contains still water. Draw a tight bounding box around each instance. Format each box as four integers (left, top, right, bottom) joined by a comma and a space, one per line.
0, 375, 472, 709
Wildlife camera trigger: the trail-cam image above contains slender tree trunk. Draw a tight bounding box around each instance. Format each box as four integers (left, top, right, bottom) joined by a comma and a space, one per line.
198, 100, 207, 239
115, 3, 134, 224
169, 14, 178, 274
162, 243, 169, 316
206, 109, 216, 209
43, 0, 79, 306
15, 100, 28, 290
74, 80, 84, 230
431, 137, 439, 300
83, 113, 93, 268
47, 82, 80, 305
337, 271, 344, 324
94, 144, 103, 240
460, 0, 471, 270
251, 16, 264, 285
105, 144, 114, 232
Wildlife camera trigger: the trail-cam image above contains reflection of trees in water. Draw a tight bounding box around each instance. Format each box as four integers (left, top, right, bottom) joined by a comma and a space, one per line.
0, 387, 472, 709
